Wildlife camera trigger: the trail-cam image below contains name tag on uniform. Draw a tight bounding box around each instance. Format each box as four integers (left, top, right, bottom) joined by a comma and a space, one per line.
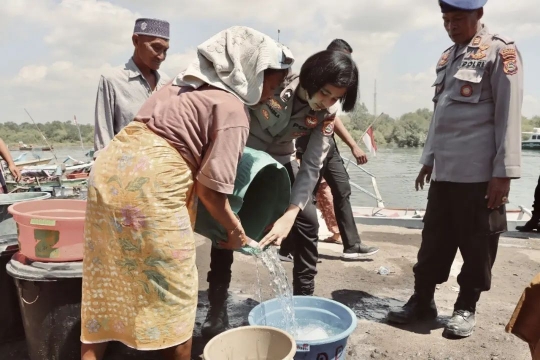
459, 59, 486, 69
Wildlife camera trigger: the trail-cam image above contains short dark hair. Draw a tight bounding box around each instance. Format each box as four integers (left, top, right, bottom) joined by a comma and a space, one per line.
299, 50, 359, 112
327, 39, 353, 54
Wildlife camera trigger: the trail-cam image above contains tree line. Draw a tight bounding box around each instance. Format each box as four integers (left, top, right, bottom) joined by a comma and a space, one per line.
1, 108, 539, 149
0, 121, 94, 148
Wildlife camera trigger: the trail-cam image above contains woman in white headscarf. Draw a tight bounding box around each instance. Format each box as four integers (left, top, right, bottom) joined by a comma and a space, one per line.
80, 26, 294, 360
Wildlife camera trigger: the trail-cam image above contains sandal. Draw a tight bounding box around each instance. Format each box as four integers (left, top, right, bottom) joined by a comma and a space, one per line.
322, 236, 342, 244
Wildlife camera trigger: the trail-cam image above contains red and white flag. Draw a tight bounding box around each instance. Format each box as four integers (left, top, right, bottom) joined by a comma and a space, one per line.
362, 126, 377, 156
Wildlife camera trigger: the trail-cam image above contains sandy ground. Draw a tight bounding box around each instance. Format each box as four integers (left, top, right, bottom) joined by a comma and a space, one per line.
2, 225, 539, 360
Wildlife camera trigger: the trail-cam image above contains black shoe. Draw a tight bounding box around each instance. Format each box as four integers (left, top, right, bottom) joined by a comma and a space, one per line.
443, 310, 476, 338
387, 293, 438, 324
516, 216, 540, 232
341, 243, 379, 260
201, 284, 229, 339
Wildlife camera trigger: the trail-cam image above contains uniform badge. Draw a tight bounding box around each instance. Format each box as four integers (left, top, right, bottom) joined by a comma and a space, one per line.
503, 60, 518, 75
471, 36, 482, 46
460, 84, 473, 97
281, 89, 293, 102
322, 119, 335, 136
267, 98, 282, 111
500, 48, 518, 75
469, 51, 486, 60
305, 115, 318, 128
437, 52, 450, 67
262, 109, 270, 120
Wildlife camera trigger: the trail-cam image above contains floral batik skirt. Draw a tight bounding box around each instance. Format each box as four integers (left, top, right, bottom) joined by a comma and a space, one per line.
81, 121, 198, 350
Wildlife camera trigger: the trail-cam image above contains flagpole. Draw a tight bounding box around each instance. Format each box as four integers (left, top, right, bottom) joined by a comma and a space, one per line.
360, 112, 385, 139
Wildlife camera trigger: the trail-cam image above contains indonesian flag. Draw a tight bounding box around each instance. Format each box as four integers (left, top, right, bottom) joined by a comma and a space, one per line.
362, 126, 377, 156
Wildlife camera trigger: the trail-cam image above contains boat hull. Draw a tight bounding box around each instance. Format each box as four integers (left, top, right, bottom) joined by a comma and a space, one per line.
522, 142, 540, 150
352, 206, 531, 232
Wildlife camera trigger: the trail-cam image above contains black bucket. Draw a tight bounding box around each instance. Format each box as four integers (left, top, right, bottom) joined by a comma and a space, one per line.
0, 235, 25, 344
6, 253, 82, 360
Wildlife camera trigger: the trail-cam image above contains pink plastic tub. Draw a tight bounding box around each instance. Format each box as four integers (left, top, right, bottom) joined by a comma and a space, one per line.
8, 199, 86, 262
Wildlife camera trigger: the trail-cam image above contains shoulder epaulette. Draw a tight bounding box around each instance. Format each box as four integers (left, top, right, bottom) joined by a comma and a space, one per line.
492, 34, 515, 45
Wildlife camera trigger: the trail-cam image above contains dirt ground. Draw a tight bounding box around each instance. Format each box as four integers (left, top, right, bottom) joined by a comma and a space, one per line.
2, 225, 539, 360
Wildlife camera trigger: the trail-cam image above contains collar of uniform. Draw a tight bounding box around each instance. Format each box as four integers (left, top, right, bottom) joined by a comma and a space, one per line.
467, 23, 489, 48
453, 25, 489, 62
282, 76, 300, 97
125, 57, 164, 84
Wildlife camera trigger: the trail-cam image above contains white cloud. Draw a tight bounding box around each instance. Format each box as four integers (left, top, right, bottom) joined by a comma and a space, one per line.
159, 49, 198, 79
14, 65, 48, 84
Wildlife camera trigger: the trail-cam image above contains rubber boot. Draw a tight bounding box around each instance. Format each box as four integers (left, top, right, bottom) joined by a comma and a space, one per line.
201, 283, 229, 339
387, 285, 438, 324
516, 213, 540, 232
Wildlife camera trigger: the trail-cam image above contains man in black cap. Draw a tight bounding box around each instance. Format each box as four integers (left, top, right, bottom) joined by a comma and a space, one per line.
387, 0, 523, 339
94, 18, 170, 153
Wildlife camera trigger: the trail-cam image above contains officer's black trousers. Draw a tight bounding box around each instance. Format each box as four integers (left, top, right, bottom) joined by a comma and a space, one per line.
280, 137, 362, 254
532, 175, 540, 214
320, 139, 362, 251
207, 159, 319, 296
413, 181, 506, 311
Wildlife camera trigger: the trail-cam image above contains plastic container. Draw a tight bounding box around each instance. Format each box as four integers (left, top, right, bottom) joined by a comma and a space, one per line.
6, 252, 82, 360
203, 325, 296, 360
194, 147, 291, 255
248, 296, 358, 360
8, 199, 86, 262
0, 235, 25, 344
0, 192, 51, 237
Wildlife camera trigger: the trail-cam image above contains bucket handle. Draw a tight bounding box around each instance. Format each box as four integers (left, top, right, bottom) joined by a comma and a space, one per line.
18, 282, 40, 305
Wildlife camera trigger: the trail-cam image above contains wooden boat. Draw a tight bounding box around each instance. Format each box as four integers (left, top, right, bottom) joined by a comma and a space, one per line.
352, 206, 532, 231
6, 177, 88, 193
17, 141, 33, 151
20, 161, 93, 177
2, 153, 53, 172
14, 157, 54, 168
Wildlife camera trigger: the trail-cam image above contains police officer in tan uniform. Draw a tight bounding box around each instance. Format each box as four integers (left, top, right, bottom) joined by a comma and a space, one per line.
202, 49, 359, 339
292, 39, 379, 262
388, 0, 523, 339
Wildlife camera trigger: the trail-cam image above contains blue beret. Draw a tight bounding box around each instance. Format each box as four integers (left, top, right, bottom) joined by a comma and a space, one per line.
133, 18, 170, 40
439, 0, 487, 12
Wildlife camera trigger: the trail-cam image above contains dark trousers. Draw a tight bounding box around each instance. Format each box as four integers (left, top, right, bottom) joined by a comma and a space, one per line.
207, 160, 319, 296
321, 139, 362, 251
281, 137, 361, 253
413, 181, 507, 311
532, 176, 540, 214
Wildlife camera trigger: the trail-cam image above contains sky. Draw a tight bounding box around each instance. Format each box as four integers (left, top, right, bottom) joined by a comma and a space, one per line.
1, 0, 539, 125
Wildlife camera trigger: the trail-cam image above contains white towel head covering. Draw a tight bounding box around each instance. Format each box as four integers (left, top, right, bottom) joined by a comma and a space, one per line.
173, 26, 295, 106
